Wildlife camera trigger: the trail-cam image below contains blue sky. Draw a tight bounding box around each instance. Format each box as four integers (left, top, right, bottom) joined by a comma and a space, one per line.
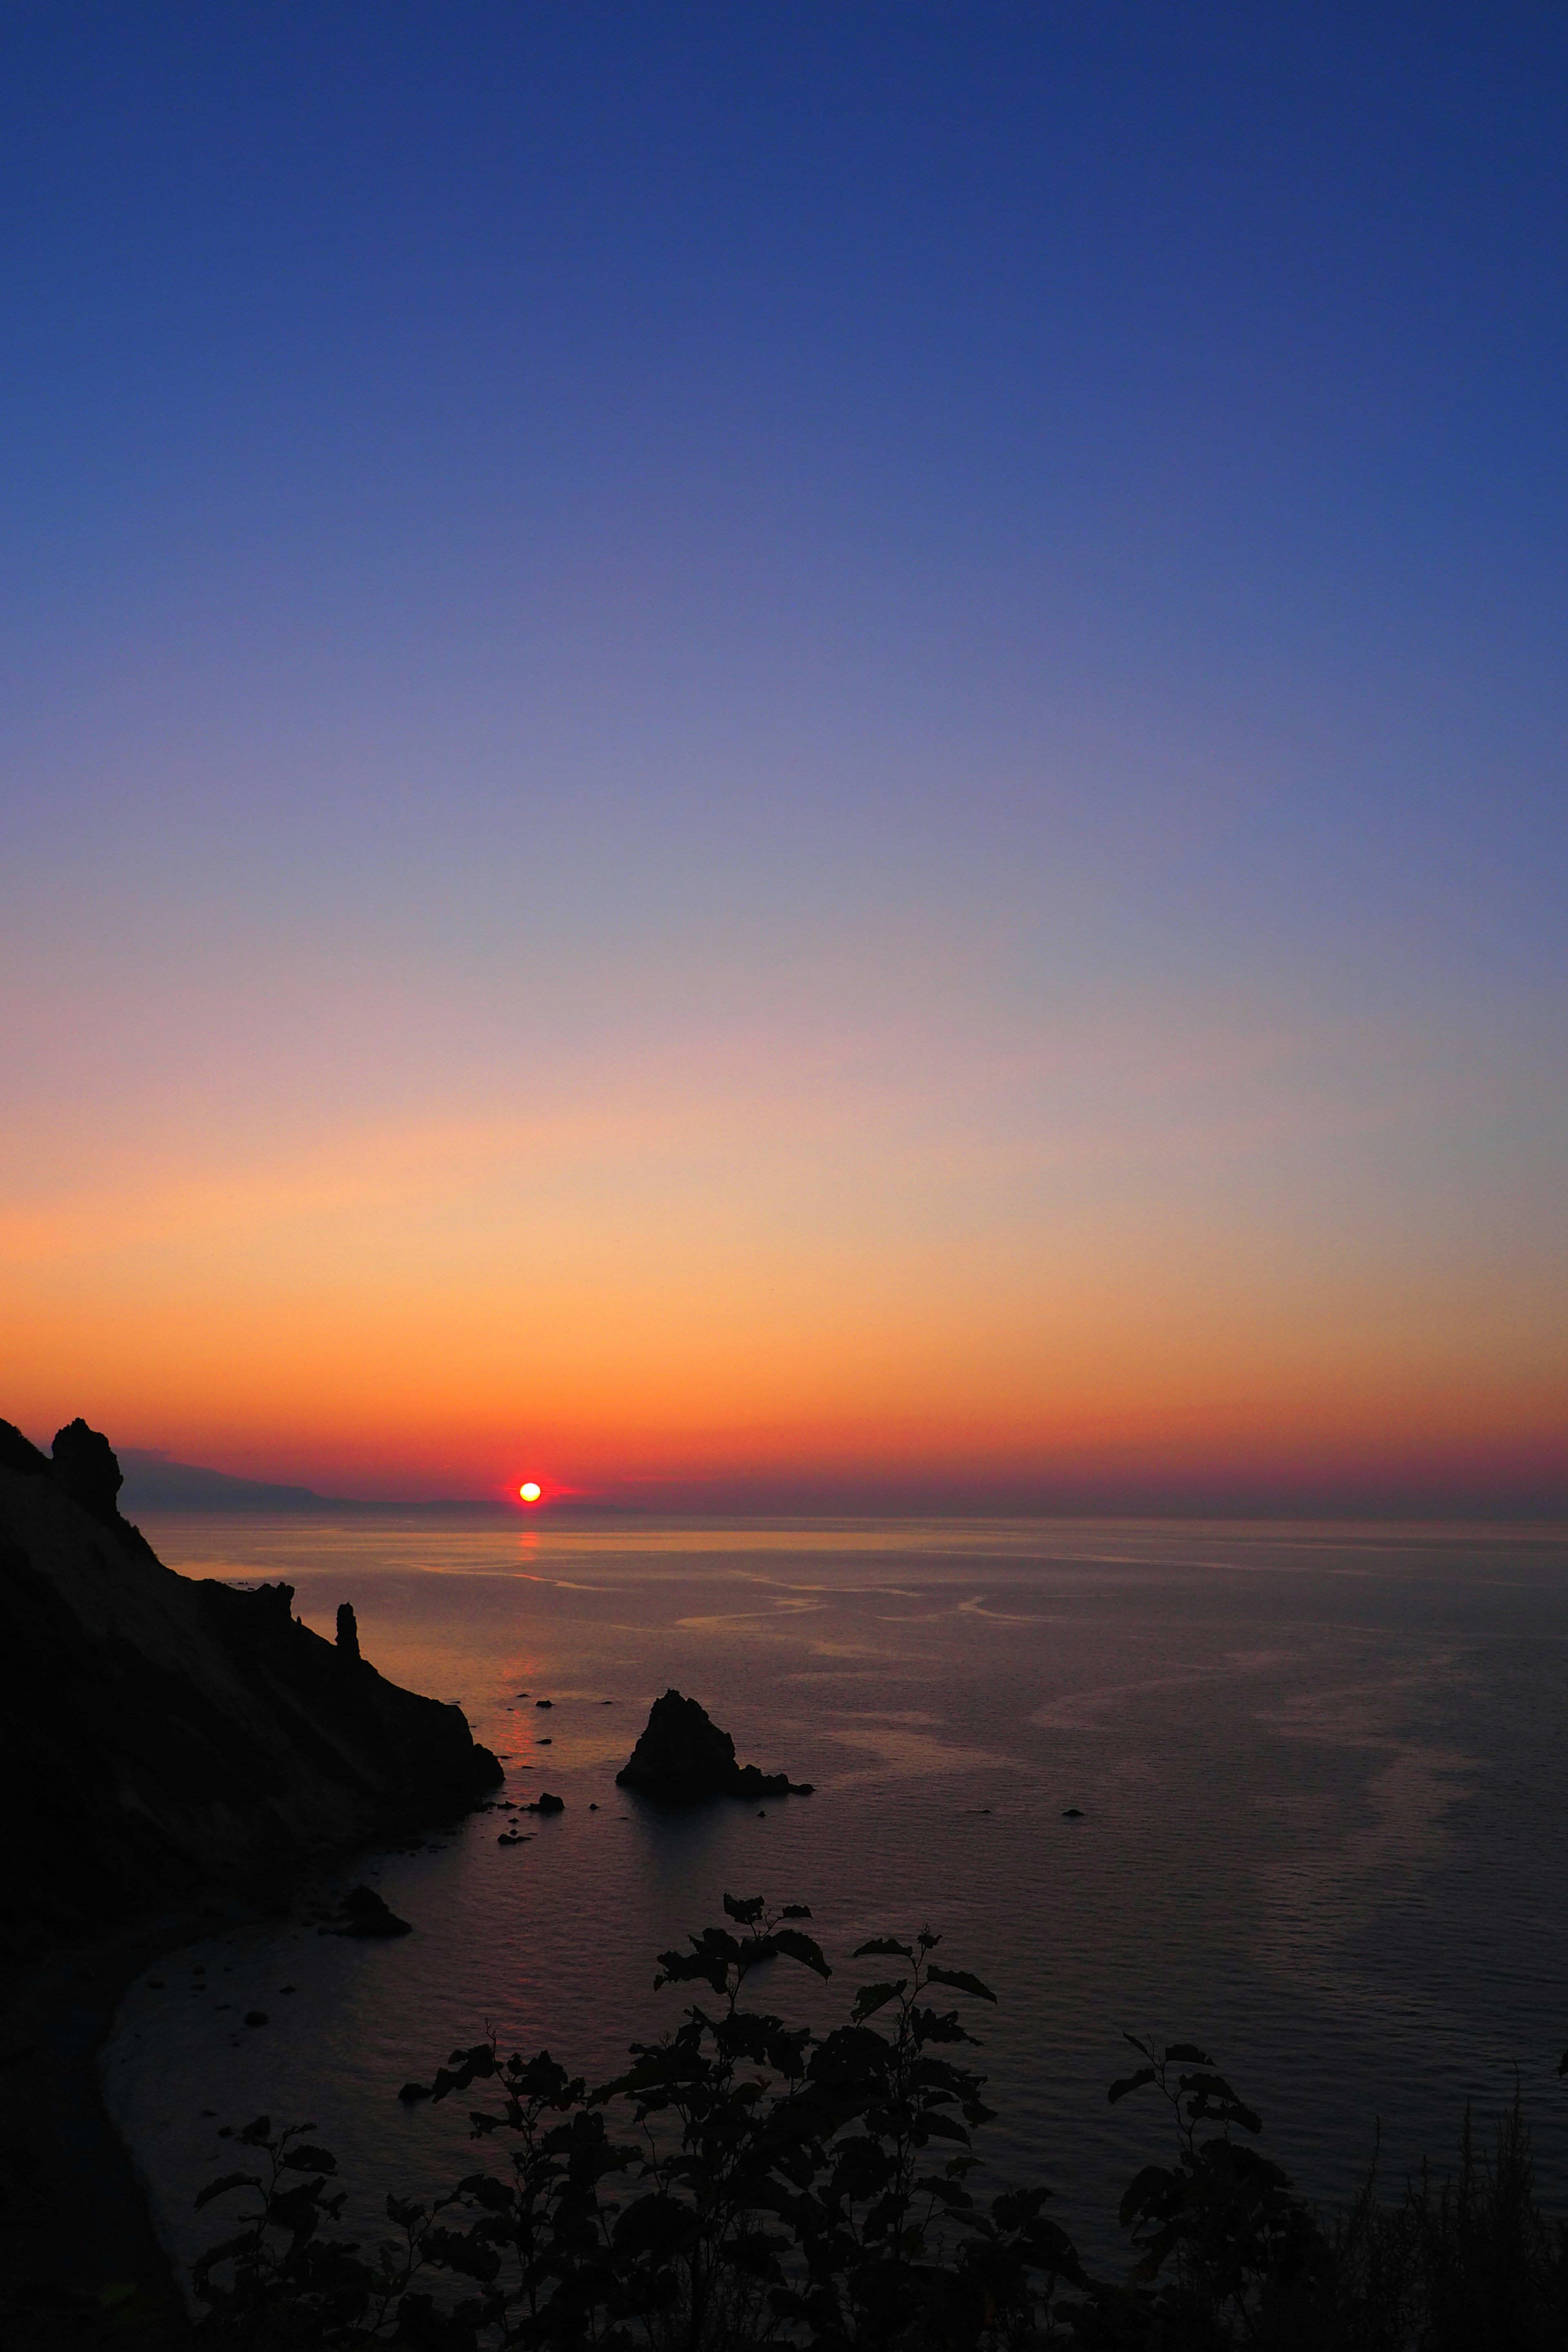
3, 5, 1565, 1503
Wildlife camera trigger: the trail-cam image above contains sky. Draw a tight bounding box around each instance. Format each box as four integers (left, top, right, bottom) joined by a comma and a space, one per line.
2, 4, 1566, 1511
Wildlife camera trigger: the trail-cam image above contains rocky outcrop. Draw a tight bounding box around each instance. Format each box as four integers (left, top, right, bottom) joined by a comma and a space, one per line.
343, 1884, 412, 1937
0, 1417, 503, 1975
615, 1688, 813, 1801
47, 1417, 127, 1525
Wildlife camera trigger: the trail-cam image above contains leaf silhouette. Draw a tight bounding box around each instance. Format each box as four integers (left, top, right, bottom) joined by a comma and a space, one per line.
771, 1928, 832, 1980
194, 2171, 258, 2209
926, 1965, 996, 2004
1108, 2068, 1157, 2105
852, 1980, 906, 2022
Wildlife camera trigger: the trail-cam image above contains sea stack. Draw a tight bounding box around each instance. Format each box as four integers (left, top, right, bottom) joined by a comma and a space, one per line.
615, 1687, 813, 1801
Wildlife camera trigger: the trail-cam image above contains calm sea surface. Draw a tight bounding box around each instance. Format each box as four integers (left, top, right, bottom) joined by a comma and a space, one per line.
105, 1512, 1568, 2279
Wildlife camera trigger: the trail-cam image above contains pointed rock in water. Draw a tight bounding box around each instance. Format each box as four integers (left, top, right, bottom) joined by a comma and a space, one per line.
343, 1884, 412, 1937
336, 1601, 361, 1661
615, 1689, 813, 1802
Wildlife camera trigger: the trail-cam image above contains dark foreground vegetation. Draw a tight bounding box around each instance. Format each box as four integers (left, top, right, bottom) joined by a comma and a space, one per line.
194, 1899, 1568, 2352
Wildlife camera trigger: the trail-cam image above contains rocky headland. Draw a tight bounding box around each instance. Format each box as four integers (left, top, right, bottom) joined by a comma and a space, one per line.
0, 1414, 502, 1971
0, 1414, 503, 2338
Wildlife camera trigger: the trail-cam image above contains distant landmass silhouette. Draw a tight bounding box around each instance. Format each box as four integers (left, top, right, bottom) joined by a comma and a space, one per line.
114, 1450, 630, 1515
118, 1450, 509, 1515
118, 1449, 346, 1511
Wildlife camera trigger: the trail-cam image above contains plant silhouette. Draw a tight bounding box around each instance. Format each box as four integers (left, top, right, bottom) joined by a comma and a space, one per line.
194, 1902, 1568, 2350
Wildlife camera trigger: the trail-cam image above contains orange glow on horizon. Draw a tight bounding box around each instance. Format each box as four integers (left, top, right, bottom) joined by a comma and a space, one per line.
4, 970, 1565, 1515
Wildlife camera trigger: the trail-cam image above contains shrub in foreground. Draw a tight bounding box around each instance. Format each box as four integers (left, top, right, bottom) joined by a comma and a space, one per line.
194, 1900, 1568, 2351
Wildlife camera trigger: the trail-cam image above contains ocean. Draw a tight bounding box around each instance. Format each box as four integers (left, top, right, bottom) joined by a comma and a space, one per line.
102, 1512, 1568, 2284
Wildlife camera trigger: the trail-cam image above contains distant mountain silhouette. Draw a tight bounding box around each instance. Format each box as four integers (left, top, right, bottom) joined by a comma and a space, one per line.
114, 1450, 631, 1515
117, 1448, 347, 1512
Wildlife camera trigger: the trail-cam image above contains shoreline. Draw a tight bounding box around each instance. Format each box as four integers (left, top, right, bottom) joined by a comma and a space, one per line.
0, 1898, 264, 2346
0, 1811, 495, 2348
0, 1813, 495, 2343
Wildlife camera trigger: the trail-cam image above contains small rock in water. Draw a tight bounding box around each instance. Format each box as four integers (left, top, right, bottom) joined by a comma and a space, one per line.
1062, 1806, 1084, 1820
244, 2011, 268, 2027
398, 2081, 432, 2104
537, 1736, 552, 1744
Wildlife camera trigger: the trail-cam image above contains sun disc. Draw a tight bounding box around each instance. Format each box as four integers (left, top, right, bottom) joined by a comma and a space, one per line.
519, 1480, 541, 1503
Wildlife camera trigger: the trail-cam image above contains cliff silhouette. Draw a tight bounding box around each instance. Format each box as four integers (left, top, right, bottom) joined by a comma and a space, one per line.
0, 1415, 501, 1976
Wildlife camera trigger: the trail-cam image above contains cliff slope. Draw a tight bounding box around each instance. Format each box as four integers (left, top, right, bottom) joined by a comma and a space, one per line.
0, 1417, 501, 1976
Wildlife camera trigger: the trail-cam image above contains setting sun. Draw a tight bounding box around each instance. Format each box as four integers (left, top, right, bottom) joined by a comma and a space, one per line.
519, 1480, 541, 1504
